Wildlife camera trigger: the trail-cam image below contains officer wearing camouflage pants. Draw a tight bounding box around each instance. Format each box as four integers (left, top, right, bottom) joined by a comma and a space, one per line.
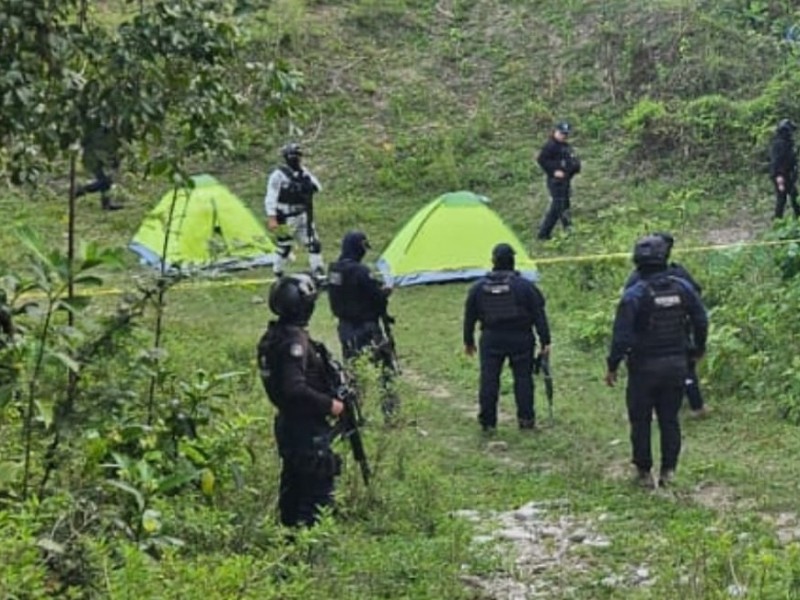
264, 143, 324, 278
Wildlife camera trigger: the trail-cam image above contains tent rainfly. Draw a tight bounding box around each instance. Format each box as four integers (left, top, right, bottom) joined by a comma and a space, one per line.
129, 174, 275, 271
377, 191, 538, 286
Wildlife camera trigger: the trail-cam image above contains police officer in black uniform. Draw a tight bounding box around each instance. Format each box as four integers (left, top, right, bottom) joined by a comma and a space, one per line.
256, 274, 345, 527
327, 231, 391, 359
463, 243, 551, 432
75, 125, 123, 211
0, 289, 12, 345
328, 231, 397, 413
606, 235, 708, 489
769, 118, 799, 219
536, 121, 581, 240
624, 232, 709, 418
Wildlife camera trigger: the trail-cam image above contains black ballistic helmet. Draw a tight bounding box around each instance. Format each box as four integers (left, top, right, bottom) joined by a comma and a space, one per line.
492, 243, 516, 269
268, 273, 318, 325
653, 231, 675, 256
777, 119, 797, 133
555, 121, 571, 135
281, 142, 303, 161
632, 235, 668, 268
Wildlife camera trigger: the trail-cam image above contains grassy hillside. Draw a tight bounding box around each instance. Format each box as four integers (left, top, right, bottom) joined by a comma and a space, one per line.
3, 1, 800, 598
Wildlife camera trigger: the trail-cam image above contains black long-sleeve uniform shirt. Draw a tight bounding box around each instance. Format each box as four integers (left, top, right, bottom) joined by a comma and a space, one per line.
770, 131, 798, 179
537, 137, 581, 182
463, 270, 551, 348
257, 323, 333, 420
607, 275, 708, 372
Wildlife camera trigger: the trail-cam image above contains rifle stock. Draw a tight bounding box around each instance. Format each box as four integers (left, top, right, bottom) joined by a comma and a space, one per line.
534, 353, 554, 423
334, 385, 371, 485
379, 313, 401, 374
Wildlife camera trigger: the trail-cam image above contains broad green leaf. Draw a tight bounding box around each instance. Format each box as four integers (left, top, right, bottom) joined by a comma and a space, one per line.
106, 479, 145, 512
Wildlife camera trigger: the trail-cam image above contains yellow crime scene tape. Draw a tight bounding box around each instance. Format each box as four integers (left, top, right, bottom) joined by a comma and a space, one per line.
19, 236, 800, 300
532, 237, 797, 265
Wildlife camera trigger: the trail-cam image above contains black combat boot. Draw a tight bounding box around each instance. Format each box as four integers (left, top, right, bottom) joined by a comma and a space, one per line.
101, 194, 123, 211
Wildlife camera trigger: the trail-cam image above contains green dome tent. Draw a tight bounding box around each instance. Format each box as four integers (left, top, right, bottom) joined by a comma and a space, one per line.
377, 191, 538, 286
130, 174, 275, 271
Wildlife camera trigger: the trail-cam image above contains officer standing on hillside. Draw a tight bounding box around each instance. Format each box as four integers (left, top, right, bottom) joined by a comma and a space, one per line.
75, 125, 123, 211
769, 118, 799, 219
536, 121, 581, 240
463, 243, 551, 432
624, 232, 709, 418
257, 274, 345, 527
606, 235, 708, 489
264, 143, 324, 279
0, 289, 13, 346
327, 231, 397, 413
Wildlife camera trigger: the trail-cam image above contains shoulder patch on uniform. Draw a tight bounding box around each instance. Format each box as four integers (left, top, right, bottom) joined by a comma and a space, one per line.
289, 343, 304, 358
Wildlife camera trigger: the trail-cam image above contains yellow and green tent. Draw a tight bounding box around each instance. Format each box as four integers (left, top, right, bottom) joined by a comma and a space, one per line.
377, 191, 538, 286
129, 174, 275, 271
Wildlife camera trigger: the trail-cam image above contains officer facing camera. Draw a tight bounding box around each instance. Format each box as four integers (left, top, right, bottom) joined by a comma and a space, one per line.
256, 273, 344, 527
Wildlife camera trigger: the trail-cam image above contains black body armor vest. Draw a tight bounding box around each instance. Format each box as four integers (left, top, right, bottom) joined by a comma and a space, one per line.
636, 277, 689, 358
478, 272, 524, 327
277, 166, 316, 206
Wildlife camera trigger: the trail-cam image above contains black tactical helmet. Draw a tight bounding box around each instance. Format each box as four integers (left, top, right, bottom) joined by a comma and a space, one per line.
653, 231, 675, 255
555, 121, 571, 134
281, 142, 303, 161
492, 243, 516, 269
632, 235, 669, 267
268, 273, 318, 325
777, 119, 797, 133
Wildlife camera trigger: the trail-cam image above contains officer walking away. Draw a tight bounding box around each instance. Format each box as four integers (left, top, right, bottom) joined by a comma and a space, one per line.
75, 125, 123, 211
605, 235, 708, 489
624, 232, 710, 418
463, 243, 551, 432
536, 121, 581, 240
264, 143, 324, 279
256, 274, 345, 527
769, 118, 799, 219
327, 231, 397, 413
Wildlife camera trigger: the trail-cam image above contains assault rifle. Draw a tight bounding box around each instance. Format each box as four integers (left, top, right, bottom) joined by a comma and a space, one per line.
315, 342, 371, 485
377, 312, 401, 375
533, 352, 554, 424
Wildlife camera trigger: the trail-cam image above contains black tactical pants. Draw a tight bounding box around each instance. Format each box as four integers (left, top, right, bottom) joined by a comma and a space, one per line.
338, 320, 398, 415
278, 458, 335, 527
774, 177, 800, 219
478, 329, 535, 428
338, 320, 382, 361
275, 418, 336, 527
76, 166, 113, 200
626, 356, 687, 473
537, 180, 572, 240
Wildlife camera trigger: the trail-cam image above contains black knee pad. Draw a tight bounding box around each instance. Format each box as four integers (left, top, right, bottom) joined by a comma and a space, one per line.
277, 244, 292, 258
308, 239, 322, 254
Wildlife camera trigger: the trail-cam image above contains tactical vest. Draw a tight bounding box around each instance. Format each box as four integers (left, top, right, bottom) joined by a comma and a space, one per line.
478, 272, 524, 327
636, 277, 689, 358
277, 166, 316, 206
257, 323, 286, 410
327, 260, 379, 322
